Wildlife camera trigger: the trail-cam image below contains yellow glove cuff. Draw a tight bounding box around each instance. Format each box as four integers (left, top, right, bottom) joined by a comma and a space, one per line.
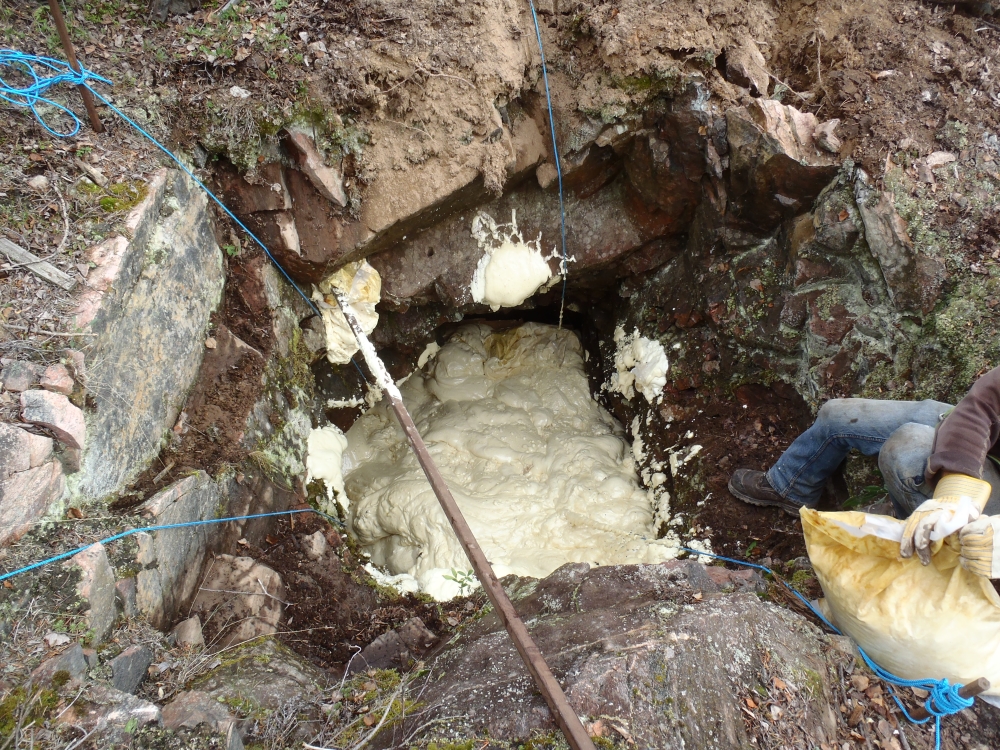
933, 473, 992, 512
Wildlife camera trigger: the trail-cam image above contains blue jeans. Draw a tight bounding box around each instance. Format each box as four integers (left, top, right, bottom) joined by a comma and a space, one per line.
766, 398, 1000, 516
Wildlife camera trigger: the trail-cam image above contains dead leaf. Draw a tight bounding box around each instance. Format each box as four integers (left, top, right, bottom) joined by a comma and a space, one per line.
68, 507, 84, 519
692, 592, 703, 601
588, 719, 606, 737
2, 581, 12, 589
748, 278, 764, 293
746, 697, 757, 709
848, 704, 865, 727
926, 151, 957, 169
773, 677, 787, 690
362, 681, 377, 691
851, 674, 870, 691
838, 209, 849, 221
363, 715, 375, 727
265, 534, 278, 545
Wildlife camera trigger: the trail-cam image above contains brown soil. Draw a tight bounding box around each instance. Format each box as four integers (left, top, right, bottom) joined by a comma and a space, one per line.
111, 247, 275, 510
240, 510, 484, 672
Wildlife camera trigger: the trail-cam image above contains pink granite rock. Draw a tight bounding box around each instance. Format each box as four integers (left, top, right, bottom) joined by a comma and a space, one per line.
20, 390, 86, 449
0, 423, 53, 478
40, 364, 74, 395
0, 461, 65, 545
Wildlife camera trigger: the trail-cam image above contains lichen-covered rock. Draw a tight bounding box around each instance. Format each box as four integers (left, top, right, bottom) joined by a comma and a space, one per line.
0, 461, 65, 545
395, 561, 841, 748
189, 555, 284, 648
135, 472, 221, 629
65, 543, 116, 645
74, 168, 225, 502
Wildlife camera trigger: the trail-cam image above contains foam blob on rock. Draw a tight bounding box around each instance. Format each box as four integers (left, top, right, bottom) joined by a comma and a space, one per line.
470, 211, 553, 311
608, 326, 669, 403
312, 261, 381, 365
306, 425, 349, 513
339, 322, 681, 601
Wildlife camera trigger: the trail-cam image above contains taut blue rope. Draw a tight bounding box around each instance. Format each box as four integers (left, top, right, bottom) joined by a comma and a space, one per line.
525, 2, 569, 327
0, 507, 341, 583
682, 547, 974, 749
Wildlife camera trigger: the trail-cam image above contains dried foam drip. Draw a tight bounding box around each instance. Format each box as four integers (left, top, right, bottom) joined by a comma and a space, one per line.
313, 260, 381, 365
469, 210, 556, 311
607, 326, 669, 403
335, 322, 684, 600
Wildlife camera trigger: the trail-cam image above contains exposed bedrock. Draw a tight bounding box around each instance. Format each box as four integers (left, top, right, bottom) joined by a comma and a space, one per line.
386, 561, 845, 748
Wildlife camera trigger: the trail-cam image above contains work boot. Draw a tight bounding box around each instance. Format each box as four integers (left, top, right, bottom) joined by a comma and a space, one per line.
728, 469, 805, 517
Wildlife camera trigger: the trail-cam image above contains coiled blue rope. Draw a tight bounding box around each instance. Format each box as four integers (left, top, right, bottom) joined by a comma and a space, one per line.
681, 547, 974, 749
0, 507, 341, 584
525, 2, 569, 326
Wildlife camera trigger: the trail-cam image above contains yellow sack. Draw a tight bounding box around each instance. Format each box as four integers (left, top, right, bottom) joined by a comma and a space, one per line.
801, 507, 1000, 704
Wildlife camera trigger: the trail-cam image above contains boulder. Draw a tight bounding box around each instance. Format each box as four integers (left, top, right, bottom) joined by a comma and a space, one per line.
73, 168, 225, 502
0, 423, 52, 478
189, 554, 284, 648
172, 615, 205, 649
40, 364, 74, 395
162, 689, 238, 734
65, 543, 116, 645
726, 100, 840, 229
110, 644, 154, 694
284, 128, 348, 207
20, 389, 86, 449
135, 472, 221, 629
0, 359, 40, 392
31, 643, 89, 685
395, 561, 842, 748
192, 637, 324, 715
854, 172, 944, 315
722, 39, 770, 97
73, 682, 161, 739
116, 577, 139, 619
0, 461, 65, 545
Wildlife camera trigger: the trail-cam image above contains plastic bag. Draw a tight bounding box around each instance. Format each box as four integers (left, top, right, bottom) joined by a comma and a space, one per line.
801, 508, 1000, 704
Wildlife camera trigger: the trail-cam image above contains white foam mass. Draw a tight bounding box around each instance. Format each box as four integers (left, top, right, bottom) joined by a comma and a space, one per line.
470, 211, 553, 311
339, 322, 681, 600
608, 326, 669, 403
312, 260, 381, 365
305, 425, 349, 513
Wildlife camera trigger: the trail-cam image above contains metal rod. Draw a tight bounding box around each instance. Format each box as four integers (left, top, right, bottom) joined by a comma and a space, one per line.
47, 0, 104, 134
332, 293, 596, 750
909, 677, 990, 720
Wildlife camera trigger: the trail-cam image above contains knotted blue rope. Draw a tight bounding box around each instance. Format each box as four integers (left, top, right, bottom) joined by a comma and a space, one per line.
0, 50, 110, 137
0, 48, 324, 319
682, 547, 975, 749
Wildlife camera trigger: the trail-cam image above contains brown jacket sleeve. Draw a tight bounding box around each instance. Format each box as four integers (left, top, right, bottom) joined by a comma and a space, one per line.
926, 366, 1000, 482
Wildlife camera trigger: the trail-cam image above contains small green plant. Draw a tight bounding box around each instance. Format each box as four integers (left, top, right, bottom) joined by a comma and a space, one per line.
443, 568, 476, 596
223, 243, 240, 258
124, 717, 139, 733
274, 0, 289, 9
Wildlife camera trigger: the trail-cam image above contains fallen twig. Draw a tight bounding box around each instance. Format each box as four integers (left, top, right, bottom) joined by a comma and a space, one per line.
0, 238, 76, 291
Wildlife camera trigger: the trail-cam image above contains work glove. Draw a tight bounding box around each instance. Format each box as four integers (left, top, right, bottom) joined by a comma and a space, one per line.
959, 516, 1000, 579
900, 473, 992, 565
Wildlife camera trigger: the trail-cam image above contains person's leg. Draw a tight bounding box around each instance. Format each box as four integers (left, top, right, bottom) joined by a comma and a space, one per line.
766, 398, 952, 507
879, 423, 1000, 516
878, 423, 935, 516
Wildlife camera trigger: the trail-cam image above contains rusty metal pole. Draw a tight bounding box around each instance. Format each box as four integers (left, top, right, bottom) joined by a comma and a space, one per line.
47, 0, 105, 134
909, 677, 990, 721
332, 293, 596, 750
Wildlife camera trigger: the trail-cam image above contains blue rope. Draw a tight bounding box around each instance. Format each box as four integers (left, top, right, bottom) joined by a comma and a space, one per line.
0, 507, 341, 584
681, 547, 974, 749
0, 49, 377, 383
525, 2, 568, 326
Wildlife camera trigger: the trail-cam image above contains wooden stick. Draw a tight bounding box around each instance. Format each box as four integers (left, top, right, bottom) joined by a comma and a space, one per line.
909, 677, 990, 720
47, 0, 104, 134
333, 292, 596, 750
0, 238, 76, 290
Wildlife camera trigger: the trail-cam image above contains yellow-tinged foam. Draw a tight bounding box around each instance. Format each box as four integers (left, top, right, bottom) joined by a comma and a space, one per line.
339, 322, 682, 600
